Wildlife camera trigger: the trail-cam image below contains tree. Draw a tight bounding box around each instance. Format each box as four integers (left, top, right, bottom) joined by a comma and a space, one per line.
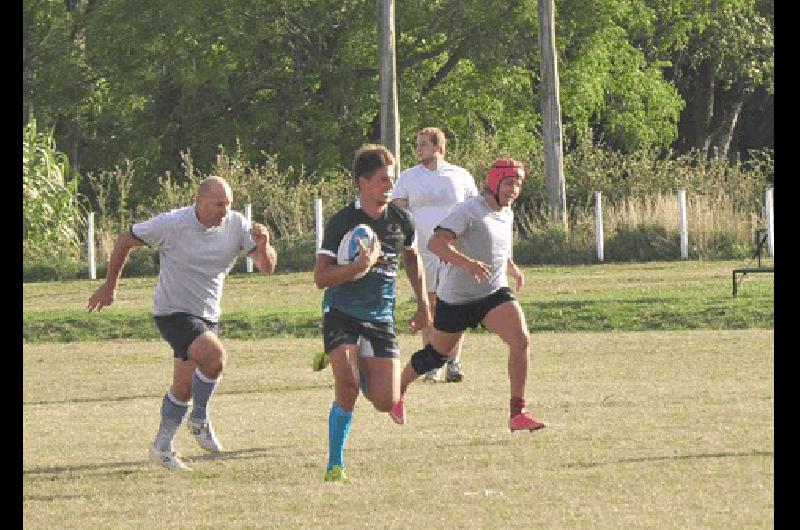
555, 0, 685, 153
23, 0, 98, 174
79, 0, 381, 199
24, 0, 769, 210
646, 0, 773, 159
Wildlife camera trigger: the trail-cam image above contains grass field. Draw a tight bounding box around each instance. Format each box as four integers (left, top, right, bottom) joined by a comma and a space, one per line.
23, 331, 773, 528
23, 259, 774, 342
22, 260, 774, 528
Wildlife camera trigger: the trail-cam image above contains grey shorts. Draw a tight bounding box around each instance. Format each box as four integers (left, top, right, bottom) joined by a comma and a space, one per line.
153, 312, 219, 360
323, 308, 399, 359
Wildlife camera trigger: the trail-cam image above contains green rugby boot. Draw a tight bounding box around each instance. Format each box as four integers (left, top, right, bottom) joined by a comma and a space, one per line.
311, 350, 330, 372
324, 465, 348, 483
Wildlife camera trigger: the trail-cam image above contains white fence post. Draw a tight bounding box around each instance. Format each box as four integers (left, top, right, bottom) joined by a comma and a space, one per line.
87, 211, 96, 280
678, 189, 688, 259
594, 191, 604, 262
245, 203, 253, 273
315, 198, 324, 250
765, 187, 774, 259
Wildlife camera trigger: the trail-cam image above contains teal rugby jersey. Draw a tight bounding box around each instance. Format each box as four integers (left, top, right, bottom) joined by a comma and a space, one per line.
317, 199, 417, 323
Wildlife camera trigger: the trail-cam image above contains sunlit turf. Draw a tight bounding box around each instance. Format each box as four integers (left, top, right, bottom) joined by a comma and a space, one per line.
23, 260, 774, 342
23, 330, 773, 528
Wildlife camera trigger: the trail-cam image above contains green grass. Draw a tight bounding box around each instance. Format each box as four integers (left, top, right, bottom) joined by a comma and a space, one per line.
23, 330, 773, 528
22, 261, 774, 527
22, 260, 773, 342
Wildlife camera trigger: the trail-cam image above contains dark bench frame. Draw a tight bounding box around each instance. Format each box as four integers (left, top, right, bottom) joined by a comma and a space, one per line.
732, 229, 773, 297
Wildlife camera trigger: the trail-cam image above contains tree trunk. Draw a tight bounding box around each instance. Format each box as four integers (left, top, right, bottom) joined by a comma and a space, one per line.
538, 0, 567, 228
377, 0, 400, 174
729, 85, 773, 156
708, 84, 746, 159
693, 57, 716, 158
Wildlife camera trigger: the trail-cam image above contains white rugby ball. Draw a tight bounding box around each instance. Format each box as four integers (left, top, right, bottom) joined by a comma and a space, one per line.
337, 224, 377, 265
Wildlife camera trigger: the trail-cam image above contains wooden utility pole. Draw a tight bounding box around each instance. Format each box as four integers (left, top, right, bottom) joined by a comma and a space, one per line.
377, 0, 401, 175
538, 0, 567, 228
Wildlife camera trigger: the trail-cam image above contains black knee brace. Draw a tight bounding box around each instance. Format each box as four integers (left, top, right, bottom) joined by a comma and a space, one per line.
410, 344, 449, 375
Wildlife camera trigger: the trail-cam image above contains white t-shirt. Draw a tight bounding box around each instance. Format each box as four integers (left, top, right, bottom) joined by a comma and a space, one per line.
391, 161, 478, 253
131, 206, 256, 321
435, 195, 514, 304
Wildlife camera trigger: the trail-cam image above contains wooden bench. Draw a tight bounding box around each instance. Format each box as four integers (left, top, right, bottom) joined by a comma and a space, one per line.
732, 267, 774, 297
732, 228, 774, 297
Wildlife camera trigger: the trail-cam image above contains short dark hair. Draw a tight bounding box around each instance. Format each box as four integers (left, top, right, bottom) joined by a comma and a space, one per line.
353, 144, 395, 186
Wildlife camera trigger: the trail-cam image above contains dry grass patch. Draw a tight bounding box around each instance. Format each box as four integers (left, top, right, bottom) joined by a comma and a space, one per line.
24, 330, 772, 528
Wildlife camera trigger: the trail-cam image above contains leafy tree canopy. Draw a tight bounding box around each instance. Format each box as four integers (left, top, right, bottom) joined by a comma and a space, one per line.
23, 0, 773, 205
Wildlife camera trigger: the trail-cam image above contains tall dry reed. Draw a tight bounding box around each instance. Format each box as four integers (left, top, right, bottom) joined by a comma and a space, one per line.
602, 192, 761, 250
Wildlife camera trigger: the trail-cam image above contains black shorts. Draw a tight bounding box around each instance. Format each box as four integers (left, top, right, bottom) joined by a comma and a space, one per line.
153, 312, 219, 360
323, 307, 399, 359
434, 287, 517, 333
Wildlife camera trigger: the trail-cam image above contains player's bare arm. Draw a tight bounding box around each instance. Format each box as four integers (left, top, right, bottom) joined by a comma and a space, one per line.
427, 229, 491, 283
87, 231, 144, 312
313, 237, 380, 289
249, 222, 277, 274
508, 257, 524, 291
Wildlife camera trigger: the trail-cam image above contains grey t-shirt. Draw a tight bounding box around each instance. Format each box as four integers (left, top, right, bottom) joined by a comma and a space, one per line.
435, 195, 513, 304
132, 206, 256, 321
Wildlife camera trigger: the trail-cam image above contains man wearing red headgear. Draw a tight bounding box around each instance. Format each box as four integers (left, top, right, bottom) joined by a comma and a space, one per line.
389, 157, 546, 432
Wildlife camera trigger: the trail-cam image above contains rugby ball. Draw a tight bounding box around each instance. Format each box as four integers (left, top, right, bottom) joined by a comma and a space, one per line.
337, 224, 377, 265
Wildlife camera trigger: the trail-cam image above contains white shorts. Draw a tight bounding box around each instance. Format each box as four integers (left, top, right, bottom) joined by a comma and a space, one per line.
421, 251, 444, 294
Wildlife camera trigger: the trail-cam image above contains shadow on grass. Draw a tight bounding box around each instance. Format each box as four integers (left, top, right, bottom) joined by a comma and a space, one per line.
24, 436, 517, 478
23, 383, 334, 406
22, 446, 295, 478
562, 449, 773, 469
519, 297, 684, 309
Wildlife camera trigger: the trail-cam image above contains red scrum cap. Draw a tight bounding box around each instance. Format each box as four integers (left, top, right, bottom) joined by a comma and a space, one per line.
486, 157, 526, 195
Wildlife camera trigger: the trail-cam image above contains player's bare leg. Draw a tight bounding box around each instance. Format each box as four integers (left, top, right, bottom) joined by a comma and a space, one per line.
391, 329, 463, 425
482, 301, 545, 432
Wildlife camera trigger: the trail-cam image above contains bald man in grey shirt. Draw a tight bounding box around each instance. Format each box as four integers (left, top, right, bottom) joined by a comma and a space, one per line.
88, 176, 277, 470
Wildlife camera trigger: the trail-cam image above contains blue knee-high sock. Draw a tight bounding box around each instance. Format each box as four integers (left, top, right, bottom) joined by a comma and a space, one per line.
327, 402, 353, 471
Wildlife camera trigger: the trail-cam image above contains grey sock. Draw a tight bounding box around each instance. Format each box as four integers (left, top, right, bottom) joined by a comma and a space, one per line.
154, 391, 189, 452
190, 368, 220, 423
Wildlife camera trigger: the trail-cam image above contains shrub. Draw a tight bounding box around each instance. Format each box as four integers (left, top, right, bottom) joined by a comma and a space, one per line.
23, 258, 85, 282
26, 138, 772, 281
513, 222, 594, 265
272, 237, 317, 273
605, 224, 679, 261
700, 233, 753, 260
228, 236, 317, 275
107, 246, 161, 278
